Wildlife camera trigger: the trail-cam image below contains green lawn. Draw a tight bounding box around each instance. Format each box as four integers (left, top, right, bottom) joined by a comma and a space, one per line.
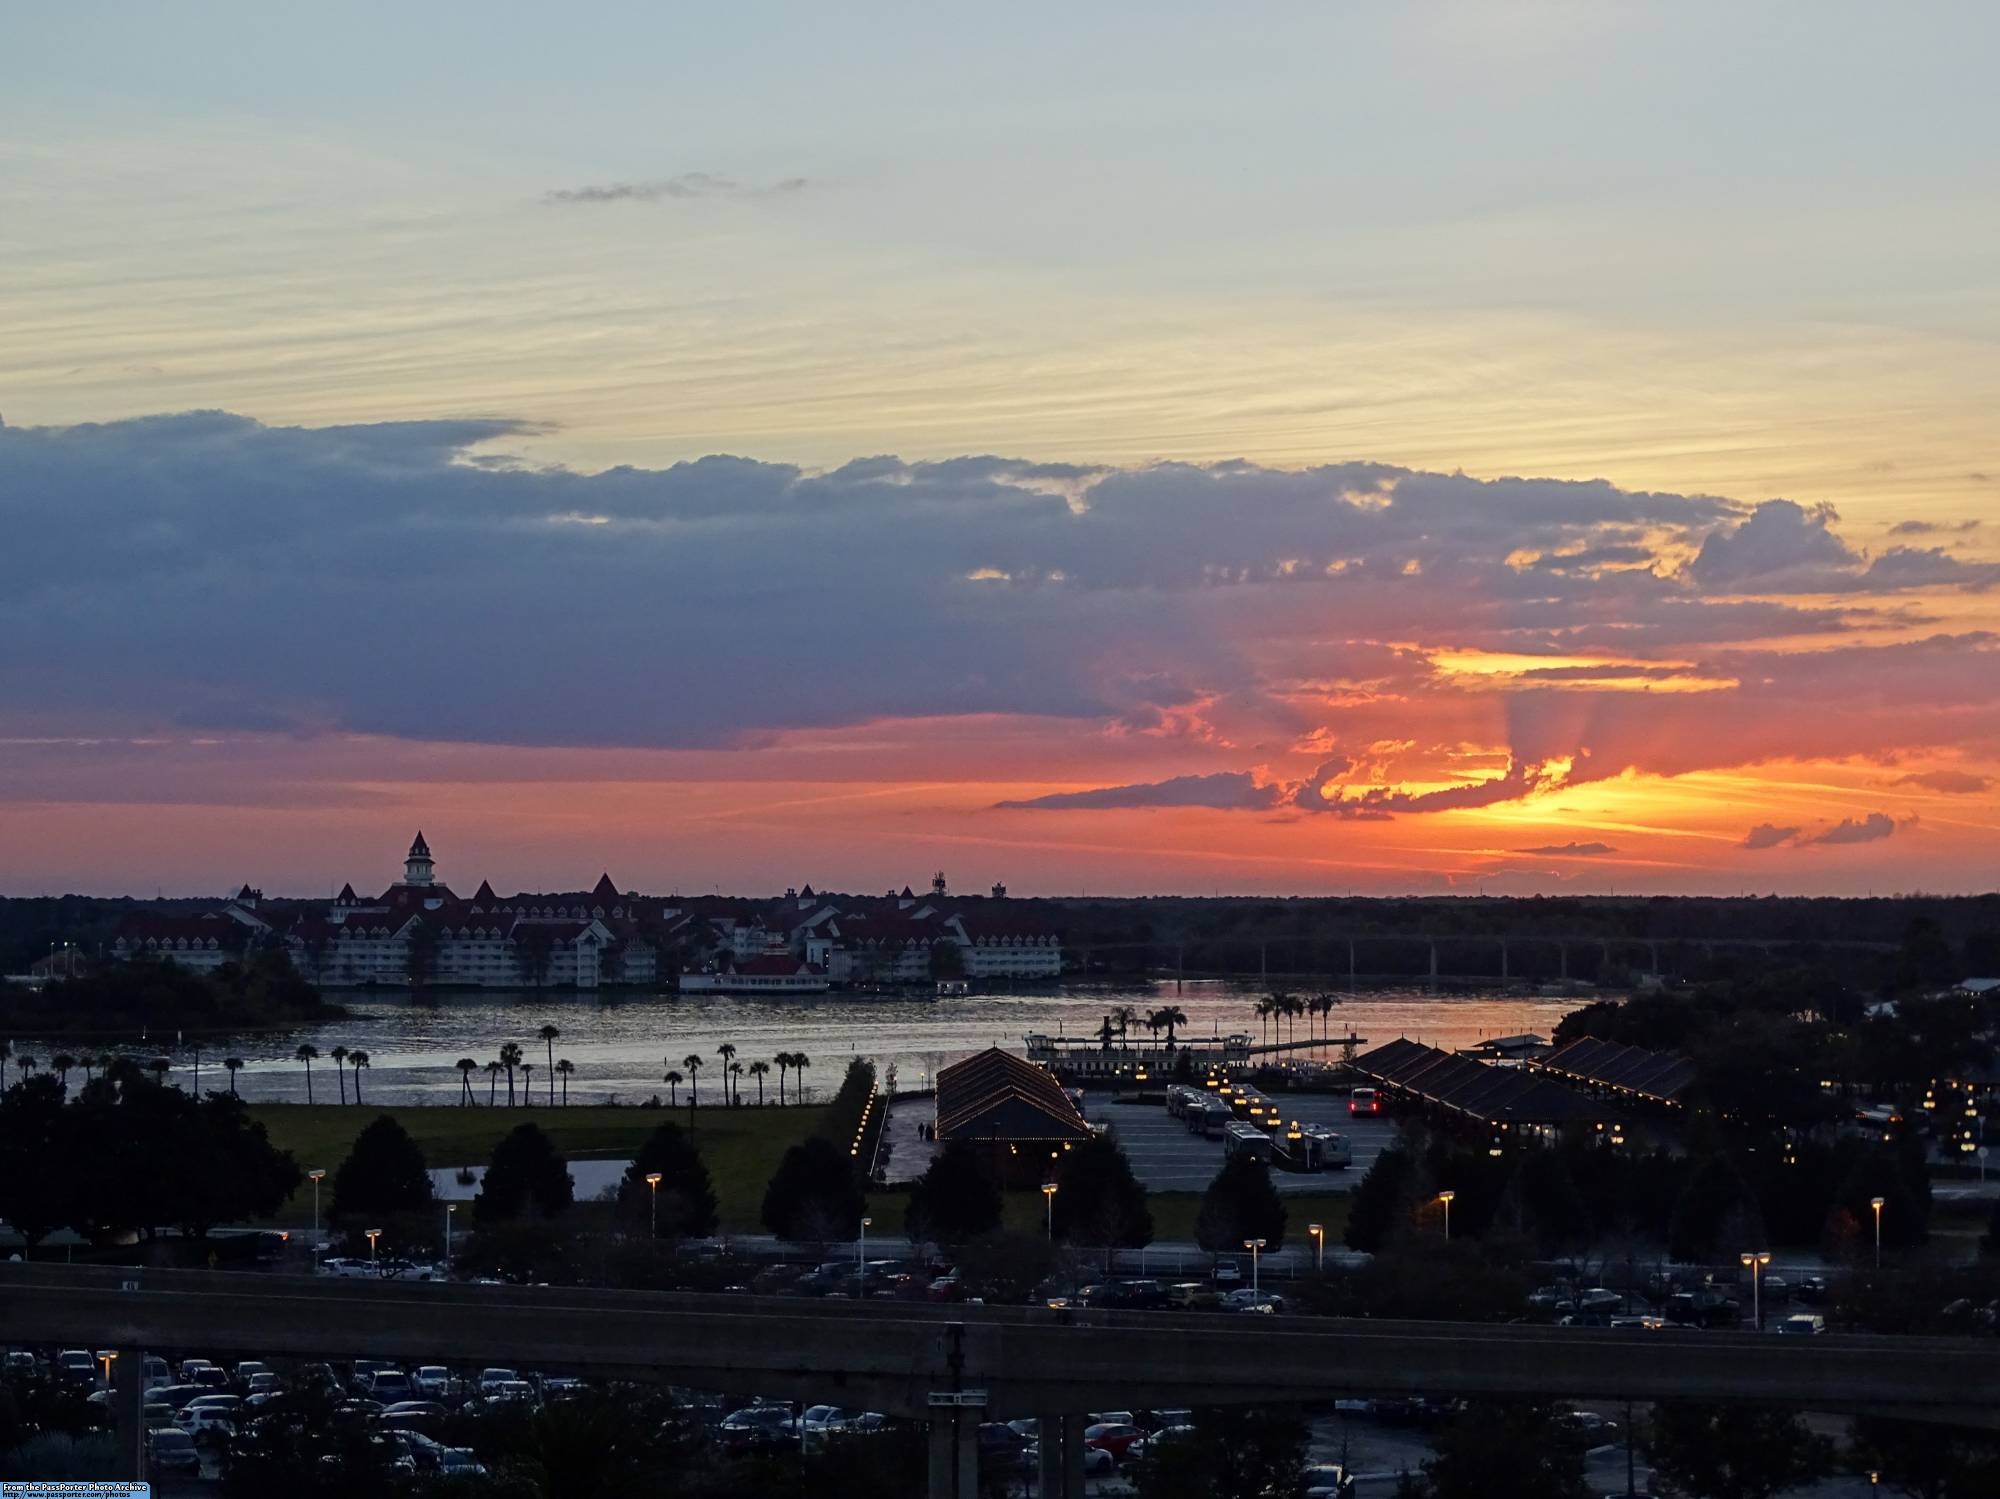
251, 1102, 825, 1231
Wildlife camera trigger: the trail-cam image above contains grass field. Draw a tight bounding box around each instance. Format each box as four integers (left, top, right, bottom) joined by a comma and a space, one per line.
251, 1102, 825, 1230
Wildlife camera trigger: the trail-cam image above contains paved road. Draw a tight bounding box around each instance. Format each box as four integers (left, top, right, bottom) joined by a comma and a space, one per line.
1084, 1094, 1398, 1194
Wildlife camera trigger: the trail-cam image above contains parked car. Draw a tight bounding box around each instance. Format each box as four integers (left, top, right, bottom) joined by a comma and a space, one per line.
55, 1350, 98, 1386
1220, 1289, 1286, 1315
146, 1425, 203, 1477
1083, 1421, 1144, 1461
718, 1405, 796, 1451
1796, 1274, 1830, 1306
1211, 1257, 1243, 1287
1166, 1282, 1218, 1310
1778, 1314, 1826, 1336
1303, 1463, 1357, 1499
481, 1380, 539, 1410
800, 1405, 857, 1434
477, 1367, 521, 1397
1576, 1288, 1623, 1315
412, 1366, 461, 1401
439, 1447, 488, 1478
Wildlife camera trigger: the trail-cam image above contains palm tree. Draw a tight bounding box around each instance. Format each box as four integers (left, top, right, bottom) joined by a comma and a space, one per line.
348, 1050, 369, 1104
724, 1047, 748, 1111
486, 1060, 503, 1106
747, 1060, 770, 1106
457, 1057, 478, 1105
52, 1053, 76, 1087
521, 1061, 535, 1105
664, 1068, 684, 1106
1112, 1005, 1140, 1041
1253, 997, 1273, 1047
331, 1046, 349, 1105
17, 1055, 36, 1082
792, 1052, 812, 1104
223, 1057, 243, 1095
555, 1058, 574, 1105
728, 1061, 745, 1105
499, 1042, 523, 1106
1151, 1005, 1189, 1049
80, 1055, 94, 1085
148, 1056, 171, 1086
538, 1024, 561, 1105
773, 1051, 793, 1105
96, 1053, 114, 1083
190, 1044, 201, 1095
682, 1053, 704, 1109
296, 1044, 320, 1104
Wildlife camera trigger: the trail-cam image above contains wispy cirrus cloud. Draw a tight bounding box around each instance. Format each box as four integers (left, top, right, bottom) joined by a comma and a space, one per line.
544, 172, 808, 205
1742, 811, 1903, 849
1514, 841, 1619, 856
998, 771, 1284, 812
1893, 768, 1991, 794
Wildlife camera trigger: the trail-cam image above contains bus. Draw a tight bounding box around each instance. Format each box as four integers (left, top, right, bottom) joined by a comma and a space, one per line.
1224, 1121, 1274, 1162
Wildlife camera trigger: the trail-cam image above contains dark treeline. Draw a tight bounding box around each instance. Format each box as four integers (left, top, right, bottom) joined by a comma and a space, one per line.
6, 890, 1996, 982
0, 952, 346, 1036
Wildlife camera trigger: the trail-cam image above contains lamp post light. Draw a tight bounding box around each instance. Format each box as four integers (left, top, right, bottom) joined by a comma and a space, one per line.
1438, 1190, 1456, 1242
96, 1350, 116, 1388
1042, 1181, 1059, 1240
366, 1228, 382, 1272
1243, 1238, 1267, 1299
857, 1216, 873, 1294
645, 1172, 664, 1239
1871, 1196, 1886, 1270
444, 1203, 456, 1270
1308, 1222, 1325, 1273
1740, 1250, 1771, 1329
308, 1168, 326, 1247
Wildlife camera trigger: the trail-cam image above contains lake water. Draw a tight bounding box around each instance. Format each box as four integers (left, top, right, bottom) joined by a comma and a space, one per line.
27, 980, 1590, 1107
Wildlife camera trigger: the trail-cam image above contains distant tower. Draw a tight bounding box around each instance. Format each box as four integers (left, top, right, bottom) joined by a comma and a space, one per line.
404, 831, 436, 887
932, 871, 948, 898
990, 881, 1007, 900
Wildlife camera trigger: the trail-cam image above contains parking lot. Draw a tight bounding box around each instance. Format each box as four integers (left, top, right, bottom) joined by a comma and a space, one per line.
1082, 1091, 1400, 1195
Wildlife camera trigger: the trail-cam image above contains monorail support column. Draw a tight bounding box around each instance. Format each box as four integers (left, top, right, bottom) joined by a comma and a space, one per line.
1500, 938, 1509, 982
1039, 1413, 1086, 1497
115, 1348, 145, 1480
1427, 939, 1439, 988
928, 1408, 978, 1499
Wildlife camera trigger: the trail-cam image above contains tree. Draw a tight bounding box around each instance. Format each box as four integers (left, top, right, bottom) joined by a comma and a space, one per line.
1150, 1006, 1190, 1048
1195, 1155, 1287, 1251
905, 1140, 1003, 1247
347, 1050, 369, 1104
555, 1058, 574, 1104
617, 1121, 719, 1239
0, 1076, 74, 1246
521, 1061, 535, 1104
1347, 1144, 1421, 1251
171, 1092, 303, 1238
1134, 1405, 1309, 1499
223, 1057, 244, 1095
475, 1123, 574, 1224
663, 1069, 683, 1106
330, 1045, 348, 1105
716, 1043, 738, 1104
538, 1024, 561, 1105
792, 1053, 812, 1103
954, 1229, 1057, 1304
50, 1054, 75, 1088
1850, 1415, 2000, 1499
456, 1057, 478, 1105
746, 1060, 769, 1105
499, 1041, 524, 1106
761, 1135, 865, 1242
1052, 1136, 1154, 1249
682, 1053, 704, 1109
1668, 1153, 1763, 1263
295, 1044, 319, 1104
728, 1060, 744, 1106
1406, 1401, 1588, 1499
485, 1060, 502, 1105
1647, 1403, 1833, 1499
329, 1114, 435, 1221
773, 1051, 794, 1105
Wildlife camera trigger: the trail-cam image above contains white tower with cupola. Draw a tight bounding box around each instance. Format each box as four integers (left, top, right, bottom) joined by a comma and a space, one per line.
404, 830, 436, 887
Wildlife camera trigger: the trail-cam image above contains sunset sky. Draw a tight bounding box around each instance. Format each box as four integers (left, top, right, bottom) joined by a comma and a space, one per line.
2, 2, 1996, 897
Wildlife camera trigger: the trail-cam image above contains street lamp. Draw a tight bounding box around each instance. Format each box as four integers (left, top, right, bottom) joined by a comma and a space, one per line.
1243, 1238, 1267, 1298
96, 1351, 117, 1388
857, 1215, 872, 1294
1739, 1251, 1771, 1328
1871, 1196, 1886, 1269
645, 1172, 664, 1239
1438, 1190, 1456, 1242
307, 1168, 326, 1247
366, 1227, 382, 1271
1042, 1181, 1059, 1240
444, 1203, 456, 1269
1308, 1222, 1325, 1273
